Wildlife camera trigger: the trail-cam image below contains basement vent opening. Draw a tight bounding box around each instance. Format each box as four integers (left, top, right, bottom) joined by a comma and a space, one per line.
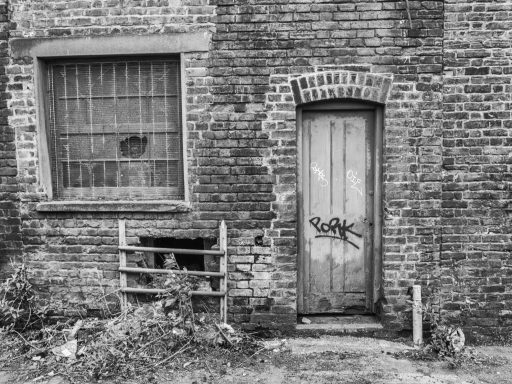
138, 237, 219, 290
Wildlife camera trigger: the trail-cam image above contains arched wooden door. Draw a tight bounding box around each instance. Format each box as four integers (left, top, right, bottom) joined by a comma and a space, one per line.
297, 102, 382, 314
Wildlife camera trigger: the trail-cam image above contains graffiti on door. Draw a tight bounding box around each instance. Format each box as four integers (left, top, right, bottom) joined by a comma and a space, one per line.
309, 216, 362, 249
310, 162, 329, 187
346, 169, 363, 196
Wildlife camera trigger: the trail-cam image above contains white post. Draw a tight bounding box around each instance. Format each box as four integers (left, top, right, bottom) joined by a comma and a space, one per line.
412, 285, 423, 347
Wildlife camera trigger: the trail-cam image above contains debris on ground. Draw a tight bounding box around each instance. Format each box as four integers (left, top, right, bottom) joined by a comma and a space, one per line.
263, 339, 289, 353
0, 264, 265, 383
0, 302, 264, 383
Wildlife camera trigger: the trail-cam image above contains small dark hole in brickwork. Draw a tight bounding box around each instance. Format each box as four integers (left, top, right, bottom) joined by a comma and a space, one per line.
254, 235, 264, 246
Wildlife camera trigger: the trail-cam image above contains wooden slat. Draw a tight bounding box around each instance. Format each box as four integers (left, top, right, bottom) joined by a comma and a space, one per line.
308, 113, 331, 300
297, 108, 305, 313
331, 118, 345, 293
219, 220, 228, 323
119, 266, 224, 278
118, 219, 128, 310
344, 115, 366, 293
372, 108, 383, 312
121, 287, 226, 297
119, 245, 224, 256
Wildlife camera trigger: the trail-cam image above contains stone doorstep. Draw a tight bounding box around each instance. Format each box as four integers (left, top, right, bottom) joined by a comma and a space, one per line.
296, 315, 384, 334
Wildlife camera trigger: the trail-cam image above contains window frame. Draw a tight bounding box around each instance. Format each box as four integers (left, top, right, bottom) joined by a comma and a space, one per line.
45, 55, 185, 201
8, 33, 211, 210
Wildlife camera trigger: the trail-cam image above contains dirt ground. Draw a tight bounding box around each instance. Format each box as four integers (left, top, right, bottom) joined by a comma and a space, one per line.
1, 335, 511, 384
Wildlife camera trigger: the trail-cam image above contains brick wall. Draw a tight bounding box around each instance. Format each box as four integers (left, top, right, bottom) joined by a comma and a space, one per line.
0, 0, 21, 269
3, 0, 510, 338
8, 0, 220, 315
210, 0, 444, 329
442, 0, 512, 342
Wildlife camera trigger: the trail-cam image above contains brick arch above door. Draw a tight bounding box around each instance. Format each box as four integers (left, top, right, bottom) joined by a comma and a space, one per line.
290, 71, 393, 106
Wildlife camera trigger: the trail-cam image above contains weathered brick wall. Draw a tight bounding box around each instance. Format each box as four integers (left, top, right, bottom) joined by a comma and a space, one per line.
9, 0, 215, 38
0, 0, 21, 269
211, 0, 444, 329
8, 0, 220, 315
442, 0, 512, 342
6, 0, 447, 329
6, 0, 509, 337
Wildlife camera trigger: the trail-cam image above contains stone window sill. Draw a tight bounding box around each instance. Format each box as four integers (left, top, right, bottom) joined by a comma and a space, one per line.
36, 200, 192, 213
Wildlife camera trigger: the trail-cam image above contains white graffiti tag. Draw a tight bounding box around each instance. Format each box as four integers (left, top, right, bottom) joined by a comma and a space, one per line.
347, 169, 363, 196
311, 162, 329, 187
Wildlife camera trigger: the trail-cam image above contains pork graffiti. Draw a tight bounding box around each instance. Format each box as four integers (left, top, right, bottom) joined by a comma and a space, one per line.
347, 169, 363, 196
310, 162, 329, 187
309, 216, 362, 249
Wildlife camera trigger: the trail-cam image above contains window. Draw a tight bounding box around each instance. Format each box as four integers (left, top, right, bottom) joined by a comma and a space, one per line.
46, 56, 184, 200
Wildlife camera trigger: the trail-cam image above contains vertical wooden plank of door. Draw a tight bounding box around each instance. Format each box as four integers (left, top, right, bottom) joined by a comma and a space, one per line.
301, 116, 312, 313
372, 108, 382, 311
307, 113, 332, 311
343, 115, 366, 293
331, 115, 346, 293
364, 111, 375, 310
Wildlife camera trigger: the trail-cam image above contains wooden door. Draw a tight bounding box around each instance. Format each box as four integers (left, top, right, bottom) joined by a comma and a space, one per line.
298, 109, 375, 314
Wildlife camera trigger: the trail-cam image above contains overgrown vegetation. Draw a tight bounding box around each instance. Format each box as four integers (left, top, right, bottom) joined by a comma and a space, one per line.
395, 293, 504, 369
0, 263, 262, 383
0, 263, 47, 331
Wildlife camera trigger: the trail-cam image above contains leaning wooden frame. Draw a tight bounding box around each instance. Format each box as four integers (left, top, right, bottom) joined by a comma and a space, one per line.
117, 219, 229, 323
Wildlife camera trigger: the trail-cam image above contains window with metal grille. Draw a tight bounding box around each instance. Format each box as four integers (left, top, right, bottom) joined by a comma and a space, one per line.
46, 56, 184, 200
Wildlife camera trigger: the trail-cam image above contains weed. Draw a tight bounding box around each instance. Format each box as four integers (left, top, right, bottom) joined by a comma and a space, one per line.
0, 263, 47, 331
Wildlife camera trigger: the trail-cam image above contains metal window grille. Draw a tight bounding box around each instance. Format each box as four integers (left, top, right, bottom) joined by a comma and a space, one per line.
47, 57, 184, 200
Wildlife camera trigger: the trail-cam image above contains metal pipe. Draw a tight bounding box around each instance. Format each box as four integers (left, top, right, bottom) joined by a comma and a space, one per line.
412, 285, 423, 346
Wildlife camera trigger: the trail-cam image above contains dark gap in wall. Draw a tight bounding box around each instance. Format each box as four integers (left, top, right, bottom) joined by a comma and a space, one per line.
155, 238, 204, 271
137, 237, 220, 312
139, 237, 217, 271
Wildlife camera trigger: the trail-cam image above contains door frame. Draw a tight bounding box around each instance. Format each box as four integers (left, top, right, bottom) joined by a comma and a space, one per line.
297, 101, 383, 314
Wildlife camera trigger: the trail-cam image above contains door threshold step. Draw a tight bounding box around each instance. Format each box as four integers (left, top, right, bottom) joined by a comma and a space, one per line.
296, 315, 383, 334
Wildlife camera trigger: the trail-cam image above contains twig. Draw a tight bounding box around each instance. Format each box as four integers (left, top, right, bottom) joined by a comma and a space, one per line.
130, 329, 174, 357
21, 306, 32, 332
94, 269, 112, 317
234, 346, 268, 369
214, 323, 233, 346
153, 339, 192, 367
230, 347, 270, 368
0, 354, 25, 363
204, 360, 213, 376
248, 346, 268, 359
12, 330, 44, 352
